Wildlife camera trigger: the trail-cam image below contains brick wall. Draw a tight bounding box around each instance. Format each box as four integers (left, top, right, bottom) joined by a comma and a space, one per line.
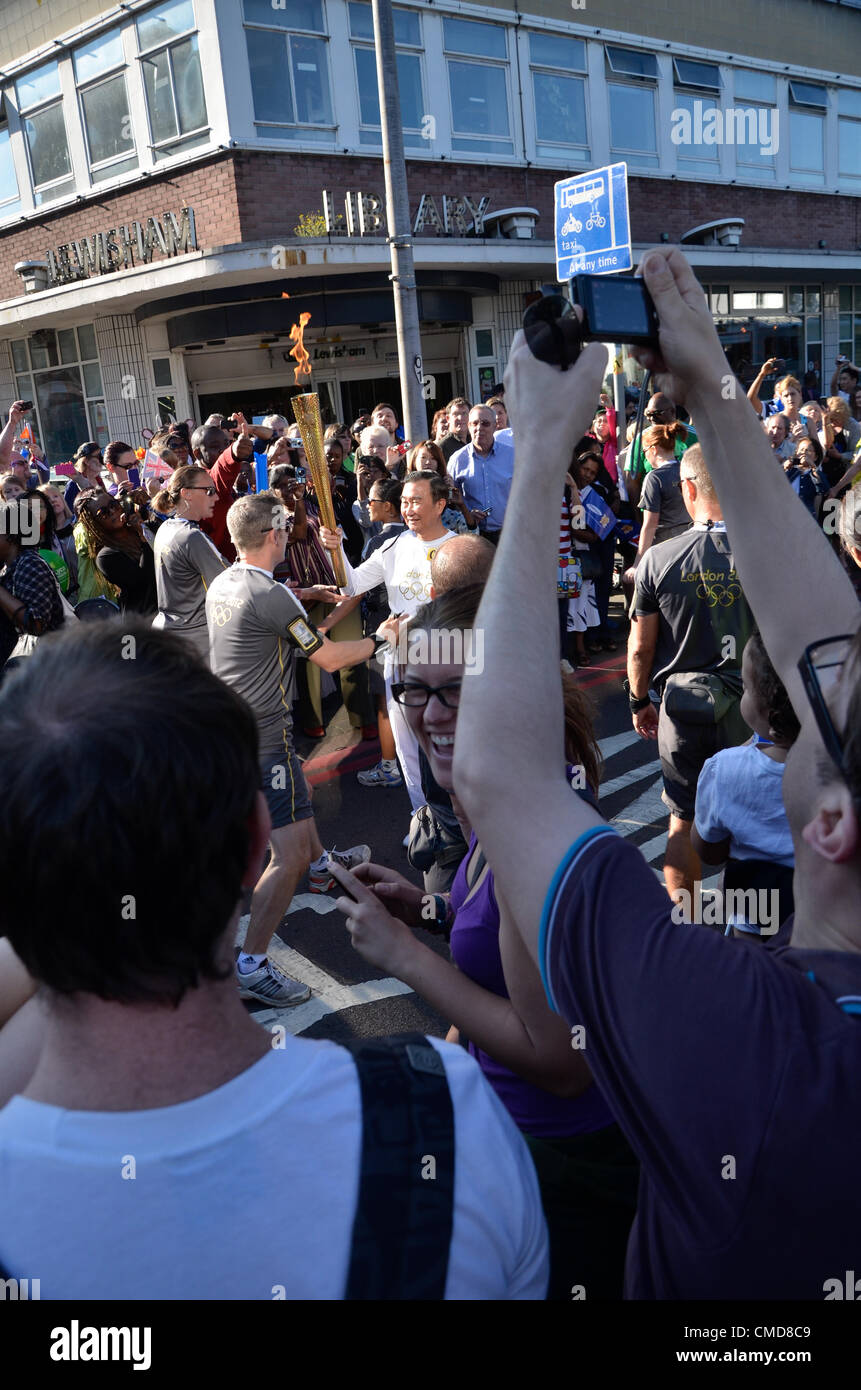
0, 147, 857, 313
0, 155, 243, 304
233, 151, 861, 256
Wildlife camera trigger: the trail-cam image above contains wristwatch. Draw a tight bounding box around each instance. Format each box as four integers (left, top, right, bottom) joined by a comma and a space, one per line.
369, 632, 391, 655
623, 678, 651, 713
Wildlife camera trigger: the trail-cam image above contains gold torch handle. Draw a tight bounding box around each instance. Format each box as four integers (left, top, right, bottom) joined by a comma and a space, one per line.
291, 392, 347, 587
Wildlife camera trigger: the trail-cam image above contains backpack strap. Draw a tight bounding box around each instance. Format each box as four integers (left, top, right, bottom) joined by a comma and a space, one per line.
344, 1033, 455, 1301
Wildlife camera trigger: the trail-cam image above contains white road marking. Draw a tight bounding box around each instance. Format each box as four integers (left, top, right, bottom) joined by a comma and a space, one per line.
285, 892, 338, 915
249, 945, 414, 1035
611, 781, 666, 830
597, 729, 641, 759
600, 762, 661, 799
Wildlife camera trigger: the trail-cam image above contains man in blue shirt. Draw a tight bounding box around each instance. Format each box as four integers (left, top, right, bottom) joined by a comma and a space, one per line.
447, 405, 515, 545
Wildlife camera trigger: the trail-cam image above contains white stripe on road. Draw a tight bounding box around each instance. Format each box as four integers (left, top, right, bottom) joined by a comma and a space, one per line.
600, 763, 661, 799
597, 729, 641, 759
610, 781, 666, 830
285, 892, 338, 916
249, 945, 414, 1035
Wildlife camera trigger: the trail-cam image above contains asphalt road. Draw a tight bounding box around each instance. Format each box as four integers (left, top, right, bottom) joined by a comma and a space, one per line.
239, 598, 680, 1043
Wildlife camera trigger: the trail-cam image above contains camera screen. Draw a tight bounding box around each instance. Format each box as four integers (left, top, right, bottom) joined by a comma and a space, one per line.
589, 279, 652, 338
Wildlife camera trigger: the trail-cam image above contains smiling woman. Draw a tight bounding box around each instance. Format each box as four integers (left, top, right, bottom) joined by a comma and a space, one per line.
335, 582, 634, 1300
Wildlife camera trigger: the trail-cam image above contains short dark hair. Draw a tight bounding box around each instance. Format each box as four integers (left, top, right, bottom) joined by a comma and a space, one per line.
744, 629, 800, 745
0, 623, 260, 1005
373, 477, 403, 509
839, 364, 859, 385
402, 469, 448, 504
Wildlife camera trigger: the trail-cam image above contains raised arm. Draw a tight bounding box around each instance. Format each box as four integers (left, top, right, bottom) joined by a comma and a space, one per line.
746, 358, 779, 415
454, 338, 608, 955
636, 249, 860, 712
0, 402, 27, 470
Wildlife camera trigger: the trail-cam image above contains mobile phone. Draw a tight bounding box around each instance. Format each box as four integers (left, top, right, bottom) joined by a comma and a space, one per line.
570, 274, 660, 349
18, 400, 33, 412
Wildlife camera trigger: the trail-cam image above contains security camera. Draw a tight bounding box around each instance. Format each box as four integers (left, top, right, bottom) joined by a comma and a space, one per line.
14, 259, 49, 293
716, 221, 744, 247
681, 218, 745, 249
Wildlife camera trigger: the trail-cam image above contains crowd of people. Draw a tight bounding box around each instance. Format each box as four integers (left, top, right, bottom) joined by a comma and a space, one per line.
1, 247, 860, 1300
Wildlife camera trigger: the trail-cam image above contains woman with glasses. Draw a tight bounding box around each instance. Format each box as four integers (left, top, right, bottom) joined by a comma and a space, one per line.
330, 584, 639, 1300
75, 491, 157, 616
151, 466, 228, 658
64, 443, 105, 511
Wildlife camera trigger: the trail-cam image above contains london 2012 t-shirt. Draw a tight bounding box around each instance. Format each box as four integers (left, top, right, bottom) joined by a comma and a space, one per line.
206, 563, 311, 752
634, 523, 754, 694
538, 825, 861, 1299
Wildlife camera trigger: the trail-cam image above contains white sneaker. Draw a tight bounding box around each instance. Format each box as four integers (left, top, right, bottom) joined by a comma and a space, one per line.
237, 957, 311, 1006
308, 843, 372, 893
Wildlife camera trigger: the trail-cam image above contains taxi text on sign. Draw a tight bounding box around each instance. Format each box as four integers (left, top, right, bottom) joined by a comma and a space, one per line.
554, 163, 632, 280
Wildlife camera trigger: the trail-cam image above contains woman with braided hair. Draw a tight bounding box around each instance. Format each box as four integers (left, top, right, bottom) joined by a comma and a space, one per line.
75, 489, 157, 616
151, 465, 227, 659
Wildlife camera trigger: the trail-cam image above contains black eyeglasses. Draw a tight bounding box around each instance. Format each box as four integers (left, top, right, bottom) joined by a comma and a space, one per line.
184, 485, 217, 496
798, 636, 855, 792
645, 410, 672, 421
391, 681, 462, 709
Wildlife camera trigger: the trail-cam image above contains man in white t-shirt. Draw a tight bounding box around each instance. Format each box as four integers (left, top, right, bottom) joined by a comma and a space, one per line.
0, 621, 548, 1300
320, 470, 456, 814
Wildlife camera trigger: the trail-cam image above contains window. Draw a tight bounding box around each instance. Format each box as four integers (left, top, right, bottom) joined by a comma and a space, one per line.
528, 33, 588, 161
838, 89, 861, 180
350, 3, 424, 148
16, 60, 75, 206
137, 0, 208, 160
671, 56, 722, 176
673, 58, 720, 92
444, 18, 513, 156
11, 324, 108, 462
0, 101, 21, 220
243, 0, 333, 141
733, 70, 777, 178
789, 81, 825, 183
74, 27, 138, 184
606, 48, 658, 167
732, 292, 785, 311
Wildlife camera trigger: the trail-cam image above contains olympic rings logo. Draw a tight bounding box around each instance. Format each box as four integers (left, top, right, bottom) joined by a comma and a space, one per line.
212, 604, 233, 626
696, 579, 741, 607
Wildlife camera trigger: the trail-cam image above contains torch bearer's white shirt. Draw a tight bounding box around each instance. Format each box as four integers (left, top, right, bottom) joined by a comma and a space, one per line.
338, 528, 456, 618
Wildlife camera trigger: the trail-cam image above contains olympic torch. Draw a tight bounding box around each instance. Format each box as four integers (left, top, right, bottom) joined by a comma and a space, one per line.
288, 312, 346, 587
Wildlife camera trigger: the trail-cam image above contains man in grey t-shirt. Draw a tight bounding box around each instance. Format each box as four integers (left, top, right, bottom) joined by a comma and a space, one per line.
207, 492, 387, 1008
627, 446, 753, 906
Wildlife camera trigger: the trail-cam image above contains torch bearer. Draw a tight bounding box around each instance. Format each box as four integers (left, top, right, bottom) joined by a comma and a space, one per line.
288, 311, 347, 587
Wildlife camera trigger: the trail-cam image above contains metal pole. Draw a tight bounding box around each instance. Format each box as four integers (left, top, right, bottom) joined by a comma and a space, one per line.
371, 0, 427, 448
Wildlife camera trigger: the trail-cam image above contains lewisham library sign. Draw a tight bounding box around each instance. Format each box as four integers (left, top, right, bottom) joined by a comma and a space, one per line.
46, 207, 197, 286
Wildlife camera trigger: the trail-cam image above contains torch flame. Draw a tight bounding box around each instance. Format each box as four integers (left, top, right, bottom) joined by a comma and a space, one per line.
289, 311, 312, 385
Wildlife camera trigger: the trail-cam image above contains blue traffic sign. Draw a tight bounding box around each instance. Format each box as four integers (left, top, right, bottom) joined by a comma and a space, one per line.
554, 163, 632, 280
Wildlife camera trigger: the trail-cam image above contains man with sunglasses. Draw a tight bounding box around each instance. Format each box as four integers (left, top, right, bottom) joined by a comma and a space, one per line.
457, 246, 861, 1299
624, 392, 697, 497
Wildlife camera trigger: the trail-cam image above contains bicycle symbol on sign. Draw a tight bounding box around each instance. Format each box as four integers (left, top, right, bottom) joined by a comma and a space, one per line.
560, 176, 606, 233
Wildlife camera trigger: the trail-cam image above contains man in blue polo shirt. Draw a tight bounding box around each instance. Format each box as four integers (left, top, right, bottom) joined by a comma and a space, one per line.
447, 404, 514, 545
456, 246, 861, 1299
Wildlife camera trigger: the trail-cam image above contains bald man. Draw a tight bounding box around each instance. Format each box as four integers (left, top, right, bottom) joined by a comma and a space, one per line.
430, 533, 495, 596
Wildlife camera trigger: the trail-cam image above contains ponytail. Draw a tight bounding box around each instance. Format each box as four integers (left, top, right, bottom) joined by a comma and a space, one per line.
153, 464, 208, 515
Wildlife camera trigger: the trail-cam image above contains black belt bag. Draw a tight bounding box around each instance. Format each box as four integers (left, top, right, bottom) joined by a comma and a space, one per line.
662, 671, 741, 725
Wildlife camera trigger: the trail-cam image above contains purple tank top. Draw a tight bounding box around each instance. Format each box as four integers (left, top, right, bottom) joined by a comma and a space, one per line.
449, 832, 615, 1139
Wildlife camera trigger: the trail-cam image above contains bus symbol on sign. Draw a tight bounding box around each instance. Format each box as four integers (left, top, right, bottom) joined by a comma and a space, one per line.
554, 163, 632, 280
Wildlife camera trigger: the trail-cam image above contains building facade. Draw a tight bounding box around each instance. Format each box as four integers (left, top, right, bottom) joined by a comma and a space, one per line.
0, 0, 859, 459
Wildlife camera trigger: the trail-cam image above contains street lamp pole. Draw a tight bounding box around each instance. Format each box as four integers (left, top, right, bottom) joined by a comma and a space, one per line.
371, 0, 427, 447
